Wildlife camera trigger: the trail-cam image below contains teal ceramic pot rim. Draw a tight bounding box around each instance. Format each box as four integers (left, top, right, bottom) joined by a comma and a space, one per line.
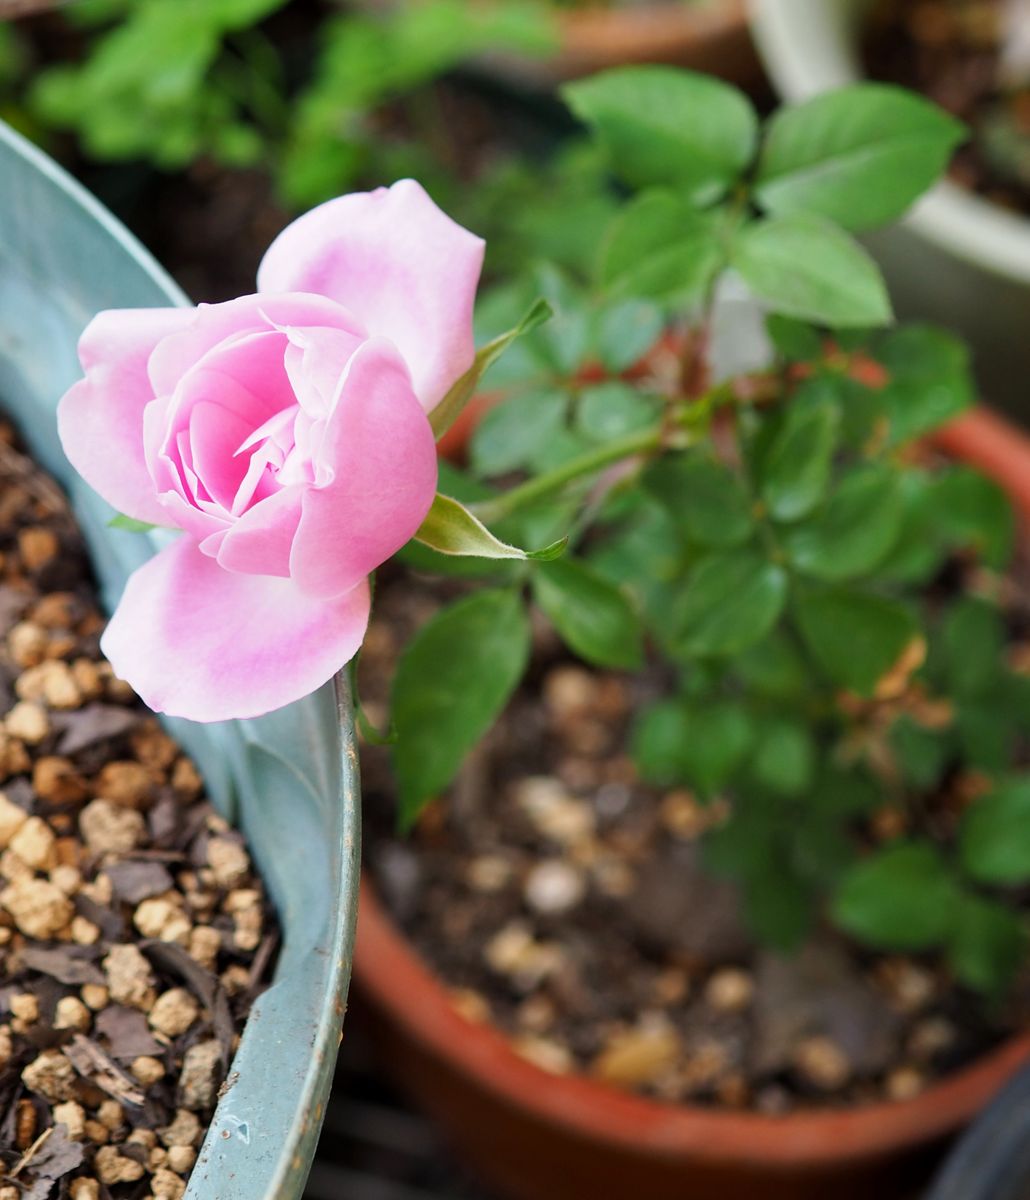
0, 118, 361, 1200
748, 0, 1030, 286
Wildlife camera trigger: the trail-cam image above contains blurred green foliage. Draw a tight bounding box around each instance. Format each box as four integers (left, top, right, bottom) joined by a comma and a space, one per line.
1, 0, 556, 210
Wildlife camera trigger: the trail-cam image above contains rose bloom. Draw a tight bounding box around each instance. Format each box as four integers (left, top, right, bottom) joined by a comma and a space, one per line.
58, 181, 484, 721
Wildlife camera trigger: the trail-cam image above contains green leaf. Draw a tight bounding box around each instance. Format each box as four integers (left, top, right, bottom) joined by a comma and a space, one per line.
874, 471, 946, 585
469, 389, 568, 477
960, 779, 1030, 885
562, 66, 758, 203
833, 841, 960, 951
734, 630, 810, 700
632, 700, 690, 786
743, 862, 813, 952
674, 550, 788, 658
679, 701, 754, 795
956, 700, 1017, 774
414, 493, 564, 562
755, 84, 964, 231
782, 465, 904, 581
391, 589, 531, 829
890, 716, 952, 791
949, 894, 1026, 996
108, 514, 157, 533
765, 314, 823, 361
599, 192, 723, 303
631, 699, 754, 795
528, 264, 592, 375
731, 214, 892, 327
943, 597, 1004, 699
794, 586, 918, 695
430, 299, 552, 438
644, 451, 754, 548
532, 557, 643, 669
576, 382, 661, 443
749, 717, 816, 797
932, 468, 1015, 570
593, 299, 664, 373
759, 392, 840, 521
875, 324, 974, 444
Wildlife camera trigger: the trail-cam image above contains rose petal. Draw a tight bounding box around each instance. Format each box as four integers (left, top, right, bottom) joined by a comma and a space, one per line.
58, 308, 193, 525
216, 486, 303, 577
289, 338, 437, 599
101, 536, 370, 722
188, 402, 253, 512
147, 294, 364, 399
257, 179, 484, 412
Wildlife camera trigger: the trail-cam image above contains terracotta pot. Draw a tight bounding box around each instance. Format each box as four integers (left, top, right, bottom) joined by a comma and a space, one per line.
473, 0, 759, 89
352, 405, 1030, 1200
549, 0, 757, 83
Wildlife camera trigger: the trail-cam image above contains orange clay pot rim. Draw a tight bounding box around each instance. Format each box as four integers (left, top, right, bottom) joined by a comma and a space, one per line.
354, 404, 1030, 1170
556, 0, 748, 43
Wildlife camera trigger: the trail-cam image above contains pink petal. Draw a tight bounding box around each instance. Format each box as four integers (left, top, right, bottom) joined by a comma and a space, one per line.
257, 180, 484, 413
101, 536, 370, 722
216, 486, 303, 577
58, 308, 193, 525
147, 294, 364, 398
282, 325, 364, 416
188, 402, 253, 512
289, 339, 437, 599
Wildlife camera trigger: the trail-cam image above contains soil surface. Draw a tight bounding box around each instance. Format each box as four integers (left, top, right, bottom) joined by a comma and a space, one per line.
361, 567, 1028, 1114
866, 0, 1030, 215
0, 417, 277, 1199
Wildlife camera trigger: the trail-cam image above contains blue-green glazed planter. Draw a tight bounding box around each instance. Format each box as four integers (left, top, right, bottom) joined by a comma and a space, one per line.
0, 119, 360, 1200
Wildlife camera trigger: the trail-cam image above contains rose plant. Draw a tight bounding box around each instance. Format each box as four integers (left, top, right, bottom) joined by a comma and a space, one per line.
59, 67, 1030, 997
57, 179, 551, 720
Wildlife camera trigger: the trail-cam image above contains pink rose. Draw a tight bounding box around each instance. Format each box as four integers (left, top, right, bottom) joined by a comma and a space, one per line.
58, 180, 484, 722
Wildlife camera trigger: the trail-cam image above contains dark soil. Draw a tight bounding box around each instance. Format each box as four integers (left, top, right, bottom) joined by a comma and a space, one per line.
361, 566, 1028, 1114
865, 0, 1030, 215
0, 418, 277, 1198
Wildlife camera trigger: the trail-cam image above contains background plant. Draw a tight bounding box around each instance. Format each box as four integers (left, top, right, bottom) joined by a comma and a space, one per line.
384, 67, 1030, 1000
2, 0, 554, 210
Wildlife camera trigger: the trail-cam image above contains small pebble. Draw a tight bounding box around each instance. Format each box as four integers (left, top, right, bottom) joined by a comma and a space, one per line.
1, 876, 73, 937
886, 1065, 926, 1101
877, 959, 937, 1014
792, 1036, 851, 1091
5, 700, 48, 744
132, 1055, 167, 1086
9, 815, 56, 870
52, 1099, 86, 1140
179, 1040, 222, 1110
523, 860, 586, 915
704, 968, 754, 1014
80, 799, 145, 856
53, 996, 91, 1032
593, 1019, 681, 1087
95, 1144, 146, 1185
513, 1035, 573, 1075
103, 943, 157, 1010
465, 854, 513, 893
908, 1016, 957, 1062
207, 837, 250, 888
542, 665, 597, 719
21, 1048, 77, 1101
0, 792, 28, 848
448, 988, 491, 1024
515, 777, 595, 846
167, 1145, 196, 1173
9, 993, 39, 1024
149, 988, 200, 1038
